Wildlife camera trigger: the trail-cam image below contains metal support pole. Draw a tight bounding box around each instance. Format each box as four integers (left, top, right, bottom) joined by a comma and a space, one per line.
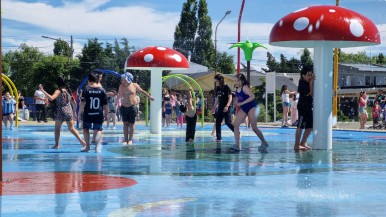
237, 0, 245, 74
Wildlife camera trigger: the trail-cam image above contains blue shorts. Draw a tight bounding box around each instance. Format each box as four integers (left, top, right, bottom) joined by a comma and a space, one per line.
83, 122, 103, 131
283, 102, 290, 107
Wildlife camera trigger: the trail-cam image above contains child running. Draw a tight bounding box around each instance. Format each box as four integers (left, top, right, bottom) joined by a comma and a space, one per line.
231, 73, 269, 151
79, 70, 108, 153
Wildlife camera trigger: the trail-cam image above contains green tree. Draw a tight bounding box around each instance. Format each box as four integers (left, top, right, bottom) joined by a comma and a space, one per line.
216, 51, 235, 74
262, 52, 279, 72
173, 0, 198, 59
2, 44, 45, 96
376, 53, 385, 65
78, 38, 105, 74
287, 57, 301, 73
113, 38, 134, 73
32, 55, 70, 93
192, 0, 214, 68
278, 54, 289, 73
53, 40, 71, 61
338, 50, 371, 64
300, 48, 313, 68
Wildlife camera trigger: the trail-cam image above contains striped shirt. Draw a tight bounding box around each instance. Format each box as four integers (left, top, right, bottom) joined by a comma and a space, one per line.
3, 98, 16, 114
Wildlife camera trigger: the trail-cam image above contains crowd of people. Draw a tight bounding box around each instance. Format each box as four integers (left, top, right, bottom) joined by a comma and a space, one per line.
6, 65, 386, 153
0, 66, 312, 152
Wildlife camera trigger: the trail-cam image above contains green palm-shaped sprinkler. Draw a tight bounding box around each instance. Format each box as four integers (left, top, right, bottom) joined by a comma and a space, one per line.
229, 40, 267, 83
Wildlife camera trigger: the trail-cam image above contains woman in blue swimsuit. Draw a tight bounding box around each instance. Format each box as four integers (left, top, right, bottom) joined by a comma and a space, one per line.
231, 74, 268, 151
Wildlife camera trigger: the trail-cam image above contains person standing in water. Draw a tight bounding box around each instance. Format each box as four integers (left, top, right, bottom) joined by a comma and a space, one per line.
117, 72, 154, 145
294, 65, 315, 150
79, 71, 108, 152
184, 89, 197, 142
231, 74, 269, 151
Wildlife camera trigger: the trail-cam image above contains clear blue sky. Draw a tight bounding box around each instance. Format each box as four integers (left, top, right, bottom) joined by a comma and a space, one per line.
2, 0, 386, 68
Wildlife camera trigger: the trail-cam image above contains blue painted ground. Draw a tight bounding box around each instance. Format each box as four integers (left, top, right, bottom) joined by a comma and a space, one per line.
2, 123, 386, 216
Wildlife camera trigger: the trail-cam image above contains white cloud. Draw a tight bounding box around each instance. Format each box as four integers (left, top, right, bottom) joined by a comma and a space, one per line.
2, 0, 386, 66
3, 0, 179, 40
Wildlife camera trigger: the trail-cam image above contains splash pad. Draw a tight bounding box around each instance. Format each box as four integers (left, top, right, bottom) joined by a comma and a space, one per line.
1, 122, 386, 216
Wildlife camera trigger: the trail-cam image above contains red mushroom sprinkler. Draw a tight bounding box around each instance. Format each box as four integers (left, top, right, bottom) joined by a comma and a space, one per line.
125, 46, 189, 134
270, 5, 380, 150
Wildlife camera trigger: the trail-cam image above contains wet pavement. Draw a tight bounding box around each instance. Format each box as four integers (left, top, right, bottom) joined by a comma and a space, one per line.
1, 123, 386, 216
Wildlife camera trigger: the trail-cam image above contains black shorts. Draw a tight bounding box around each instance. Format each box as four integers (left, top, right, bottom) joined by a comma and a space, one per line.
120, 106, 137, 124
83, 122, 103, 131
297, 106, 313, 129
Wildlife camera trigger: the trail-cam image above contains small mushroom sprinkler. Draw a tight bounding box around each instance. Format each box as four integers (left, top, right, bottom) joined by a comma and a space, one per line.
125, 46, 189, 134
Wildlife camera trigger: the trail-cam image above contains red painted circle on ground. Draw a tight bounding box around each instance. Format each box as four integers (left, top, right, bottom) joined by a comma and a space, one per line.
370, 136, 386, 139
1, 172, 137, 196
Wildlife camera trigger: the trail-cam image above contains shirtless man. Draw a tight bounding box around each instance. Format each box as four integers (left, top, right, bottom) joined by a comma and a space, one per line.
117, 72, 154, 145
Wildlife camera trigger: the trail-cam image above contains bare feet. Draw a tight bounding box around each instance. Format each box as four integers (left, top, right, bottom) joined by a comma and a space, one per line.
294, 145, 308, 150
128, 140, 133, 145
81, 140, 86, 148
258, 143, 269, 151
300, 142, 312, 150
51, 145, 60, 149
95, 143, 102, 153
81, 147, 90, 152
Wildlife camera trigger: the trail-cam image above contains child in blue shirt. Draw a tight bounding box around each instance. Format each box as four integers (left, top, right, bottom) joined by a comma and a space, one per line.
2, 91, 16, 130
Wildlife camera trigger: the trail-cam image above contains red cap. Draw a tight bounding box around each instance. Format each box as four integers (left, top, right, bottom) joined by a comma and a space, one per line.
269, 5, 380, 48
125, 46, 189, 70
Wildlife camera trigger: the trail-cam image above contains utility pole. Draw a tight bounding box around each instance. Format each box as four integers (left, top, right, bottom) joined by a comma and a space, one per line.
41, 35, 72, 64
214, 10, 231, 73
70, 35, 73, 59
214, 10, 231, 93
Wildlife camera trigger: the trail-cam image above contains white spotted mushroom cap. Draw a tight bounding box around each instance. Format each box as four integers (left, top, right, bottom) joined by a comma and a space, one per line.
125, 46, 189, 70
269, 5, 380, 48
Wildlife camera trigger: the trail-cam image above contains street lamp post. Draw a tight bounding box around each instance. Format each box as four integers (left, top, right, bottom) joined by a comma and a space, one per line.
42, 35, 72, 64
214, 10, 231, 74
